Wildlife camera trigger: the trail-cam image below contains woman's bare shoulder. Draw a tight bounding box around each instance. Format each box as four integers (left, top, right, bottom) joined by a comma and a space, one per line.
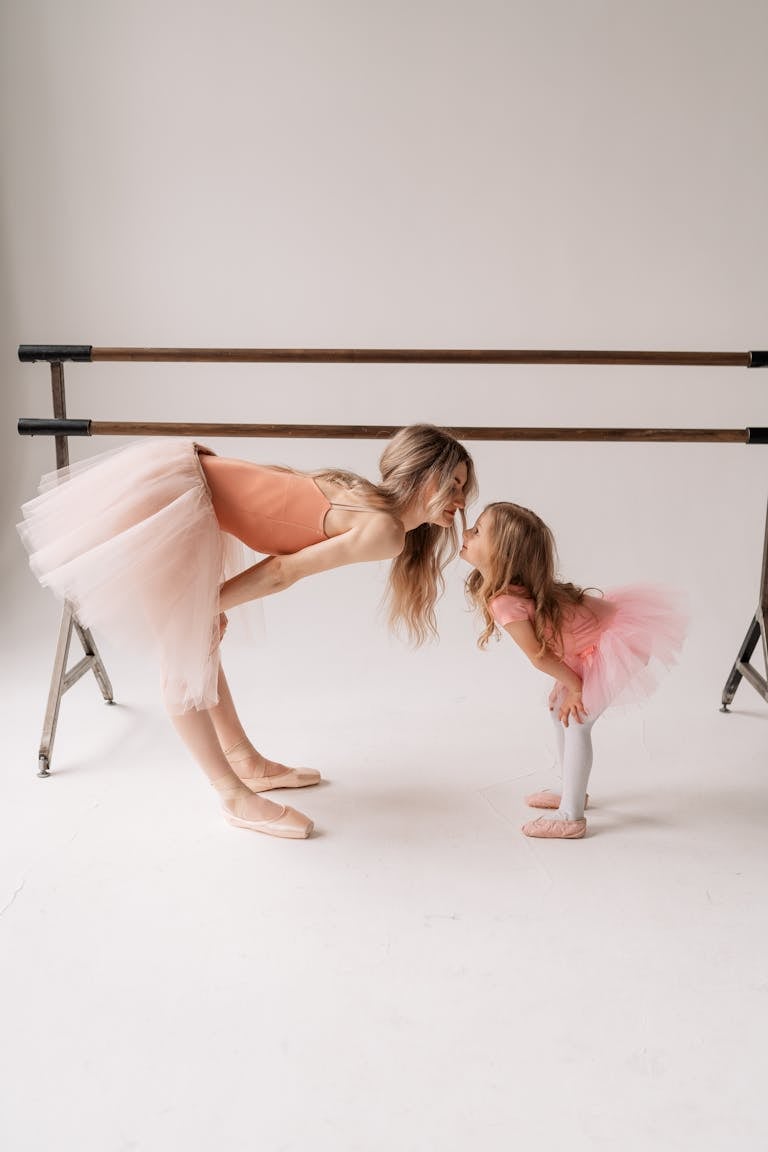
360, 510, 406, 556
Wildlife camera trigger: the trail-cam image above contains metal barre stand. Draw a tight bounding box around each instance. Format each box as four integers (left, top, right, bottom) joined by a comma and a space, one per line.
28, 360, 114, 777
721, 498, 768, 711
18, 343, 768, 775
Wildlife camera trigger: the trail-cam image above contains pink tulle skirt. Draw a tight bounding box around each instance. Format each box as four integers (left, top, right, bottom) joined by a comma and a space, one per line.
18, 439, 243, 714
564, 586, 688, 716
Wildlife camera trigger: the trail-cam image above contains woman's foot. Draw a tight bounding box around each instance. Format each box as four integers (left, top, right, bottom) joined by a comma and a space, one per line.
521, 816, 587, 839
525, 790, 589, 810
212, 778, 314, 839
223, 738, 322, 793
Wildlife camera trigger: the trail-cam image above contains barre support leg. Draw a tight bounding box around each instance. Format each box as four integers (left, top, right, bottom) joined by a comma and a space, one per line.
39, 603, 74, 776
720, 497, 768, 711
36, 360, 116, 776
37, 605, 116, 778
720, 616, 767, 710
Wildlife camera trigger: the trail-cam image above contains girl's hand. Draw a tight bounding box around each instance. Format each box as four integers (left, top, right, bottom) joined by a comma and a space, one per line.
558, 689, 587, 728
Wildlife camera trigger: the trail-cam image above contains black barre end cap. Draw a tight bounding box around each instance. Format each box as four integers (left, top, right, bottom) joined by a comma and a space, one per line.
18, 418, 92, 437
747, 427, 768, 444
748, 351, 768, 368
18, 345, 93, 363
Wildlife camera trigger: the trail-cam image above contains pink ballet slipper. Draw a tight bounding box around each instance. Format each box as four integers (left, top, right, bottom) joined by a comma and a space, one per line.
521, 816, 587, 839
525, 790, 589, 810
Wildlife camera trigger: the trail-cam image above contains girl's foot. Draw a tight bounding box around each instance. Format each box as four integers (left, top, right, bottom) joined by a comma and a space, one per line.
212, 778, 314, 839
525, 790, 589, 810
521, 816, 587, 839
223, 738, 322, 793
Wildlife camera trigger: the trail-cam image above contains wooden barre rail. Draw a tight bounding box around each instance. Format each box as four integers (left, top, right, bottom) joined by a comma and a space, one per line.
16, 344, 768, 469
17, 345, 768, 367
18, 419, 768, 443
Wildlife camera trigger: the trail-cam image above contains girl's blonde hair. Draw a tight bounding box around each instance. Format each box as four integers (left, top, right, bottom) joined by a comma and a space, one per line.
315, 424, 477, 644
465, 502, 593, 652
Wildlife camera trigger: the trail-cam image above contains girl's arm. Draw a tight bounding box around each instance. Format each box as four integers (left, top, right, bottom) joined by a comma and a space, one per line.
502, 618, 587, 727
219, 513, 405, 611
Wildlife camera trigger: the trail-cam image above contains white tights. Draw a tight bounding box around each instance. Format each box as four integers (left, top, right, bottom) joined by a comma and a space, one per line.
549, 705, 602, 821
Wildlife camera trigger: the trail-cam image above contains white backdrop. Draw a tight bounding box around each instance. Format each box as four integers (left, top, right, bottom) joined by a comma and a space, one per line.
1, 0, 766, 715
2, 8, 768, 1150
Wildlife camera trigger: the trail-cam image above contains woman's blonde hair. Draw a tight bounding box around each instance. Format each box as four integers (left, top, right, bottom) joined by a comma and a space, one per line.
315, 424, 477, 644
465, 502, 593, 652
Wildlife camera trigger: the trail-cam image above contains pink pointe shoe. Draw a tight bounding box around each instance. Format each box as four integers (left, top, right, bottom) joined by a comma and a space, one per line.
225, 804, 314, 839
521, 816, 587, 839
224, 739, 322, 793
525, 790, 589, 810
213, 779, 314, 839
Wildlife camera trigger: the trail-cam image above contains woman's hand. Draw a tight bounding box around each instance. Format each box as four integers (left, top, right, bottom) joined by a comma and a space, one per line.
210, 612, 228, 655
219, 513, 404, 611
558, 689, 587, 728
208, 612, 228, 657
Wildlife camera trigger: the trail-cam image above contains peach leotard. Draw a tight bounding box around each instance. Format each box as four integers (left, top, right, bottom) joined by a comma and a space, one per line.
198, 448, 372, 555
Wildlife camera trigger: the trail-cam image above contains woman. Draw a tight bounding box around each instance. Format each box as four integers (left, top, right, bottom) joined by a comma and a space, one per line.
19, 425, 477, 839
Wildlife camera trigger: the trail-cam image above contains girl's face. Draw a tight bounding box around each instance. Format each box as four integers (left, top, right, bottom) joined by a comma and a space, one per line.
460, 512, 494, 573
421, 461, 469, 528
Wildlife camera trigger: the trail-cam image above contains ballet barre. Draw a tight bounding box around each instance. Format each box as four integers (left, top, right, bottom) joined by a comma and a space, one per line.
17, 344, 768, 366
17, 343, 768, 777
16, 418, 768, 444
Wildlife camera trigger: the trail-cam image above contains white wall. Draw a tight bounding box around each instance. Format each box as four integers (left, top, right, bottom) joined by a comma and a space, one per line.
1, 0, 766, 714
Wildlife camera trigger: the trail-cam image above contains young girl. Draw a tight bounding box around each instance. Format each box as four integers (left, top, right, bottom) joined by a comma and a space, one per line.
462, 502, 686, 839
19, 425, 476, 840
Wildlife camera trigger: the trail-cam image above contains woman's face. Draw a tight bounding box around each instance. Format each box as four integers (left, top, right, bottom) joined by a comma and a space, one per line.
422, 461, 469, 528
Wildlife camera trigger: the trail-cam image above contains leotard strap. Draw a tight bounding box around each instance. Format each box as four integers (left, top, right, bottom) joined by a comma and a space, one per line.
328, 502, 382, 513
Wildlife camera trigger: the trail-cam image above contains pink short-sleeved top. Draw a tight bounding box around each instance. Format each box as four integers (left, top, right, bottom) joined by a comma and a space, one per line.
490, 586, 617, 660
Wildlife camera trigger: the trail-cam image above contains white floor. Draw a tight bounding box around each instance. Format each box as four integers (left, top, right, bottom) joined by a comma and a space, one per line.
2, 604, 767, 1152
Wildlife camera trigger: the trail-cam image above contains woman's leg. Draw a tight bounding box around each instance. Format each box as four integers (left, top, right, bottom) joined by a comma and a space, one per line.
170, 705, 313, 838
206, 664, 321, 792
207, 663, 252, 756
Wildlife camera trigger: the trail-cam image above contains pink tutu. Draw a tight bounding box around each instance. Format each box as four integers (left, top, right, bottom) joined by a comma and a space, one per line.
564, 585, 688, 715
18, 439, 243, 714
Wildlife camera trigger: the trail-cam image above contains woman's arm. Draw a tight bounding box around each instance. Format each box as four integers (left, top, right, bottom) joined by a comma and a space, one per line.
219, 514, 405, 611
502, 618, 586, 726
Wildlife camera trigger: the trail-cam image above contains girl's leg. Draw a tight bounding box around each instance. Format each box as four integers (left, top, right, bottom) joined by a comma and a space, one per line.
170, 705, 313, 838
556, 713, 598, 821
522, 712, 601, 838
206, 664, 321, 791
550, 703, 566, 774
524, 707, 569, 809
